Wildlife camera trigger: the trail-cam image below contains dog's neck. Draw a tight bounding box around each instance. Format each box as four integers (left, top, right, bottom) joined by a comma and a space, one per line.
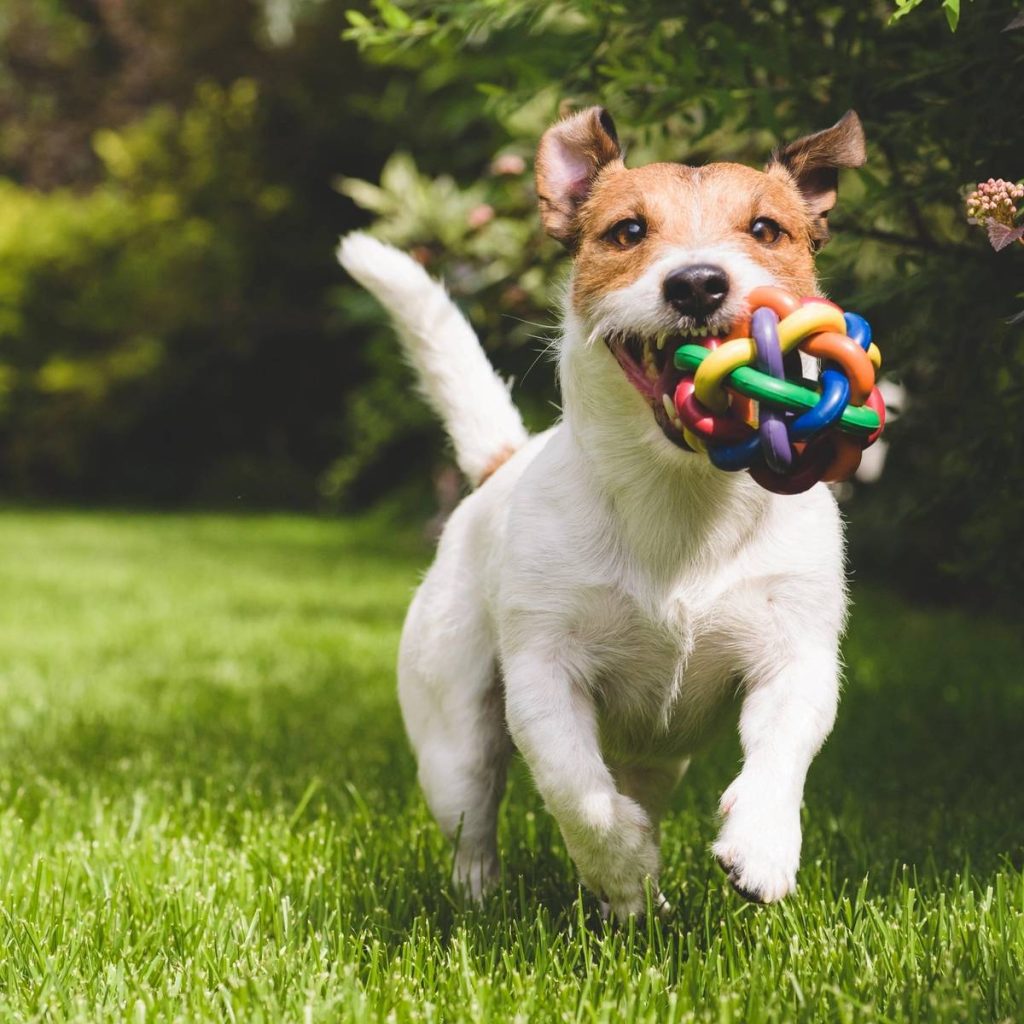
559, 312, 770, 585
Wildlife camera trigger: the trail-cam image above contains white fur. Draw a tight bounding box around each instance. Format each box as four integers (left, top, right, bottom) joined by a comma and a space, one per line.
341, 232, 846, 917
587, 244, 774, 341
338, 232, 528, 486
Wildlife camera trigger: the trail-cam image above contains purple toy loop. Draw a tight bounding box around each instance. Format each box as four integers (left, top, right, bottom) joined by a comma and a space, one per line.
751, 307, 793, 472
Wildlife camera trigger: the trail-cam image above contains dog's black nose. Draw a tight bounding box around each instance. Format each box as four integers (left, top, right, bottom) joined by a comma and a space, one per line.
663, 264, 730, 319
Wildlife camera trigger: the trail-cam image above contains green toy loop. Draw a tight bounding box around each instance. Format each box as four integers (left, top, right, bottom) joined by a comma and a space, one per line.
673, 345, 881, 436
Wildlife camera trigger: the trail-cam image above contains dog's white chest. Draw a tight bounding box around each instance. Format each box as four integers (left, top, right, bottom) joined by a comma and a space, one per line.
579, 585, 738, 761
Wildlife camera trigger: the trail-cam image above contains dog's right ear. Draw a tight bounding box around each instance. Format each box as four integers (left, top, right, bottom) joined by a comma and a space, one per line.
769, 111, 866, 249
535, 106, 623, 248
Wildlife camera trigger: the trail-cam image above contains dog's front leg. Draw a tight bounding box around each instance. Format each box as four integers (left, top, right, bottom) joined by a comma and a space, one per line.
713, 646, 840, 903
503, 649, 661, 918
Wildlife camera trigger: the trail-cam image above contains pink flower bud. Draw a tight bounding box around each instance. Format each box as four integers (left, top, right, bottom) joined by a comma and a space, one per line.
490, 153, 527, 176
467, 203, 495, 229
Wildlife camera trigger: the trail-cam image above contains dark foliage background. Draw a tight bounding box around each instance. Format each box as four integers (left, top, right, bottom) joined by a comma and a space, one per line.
0, 0, 1021, 604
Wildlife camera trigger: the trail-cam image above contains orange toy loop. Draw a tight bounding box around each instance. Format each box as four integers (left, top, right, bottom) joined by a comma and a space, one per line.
800, 332, 876, 405
745, 286, 802, 321
822, 435, 864, 483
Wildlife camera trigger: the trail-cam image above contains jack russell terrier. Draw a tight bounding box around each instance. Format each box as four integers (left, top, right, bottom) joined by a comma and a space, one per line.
339, 106, 866, 917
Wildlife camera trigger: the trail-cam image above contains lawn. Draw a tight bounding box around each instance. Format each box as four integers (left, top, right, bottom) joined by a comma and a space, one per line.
0, 509, 1021, 1022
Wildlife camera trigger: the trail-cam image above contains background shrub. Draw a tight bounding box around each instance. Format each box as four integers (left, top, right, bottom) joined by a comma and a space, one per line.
0, 0, 1021, 603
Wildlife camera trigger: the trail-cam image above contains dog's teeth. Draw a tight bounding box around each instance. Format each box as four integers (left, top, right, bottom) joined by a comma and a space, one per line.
656, 332, 666, 351
662, 394, 676, 420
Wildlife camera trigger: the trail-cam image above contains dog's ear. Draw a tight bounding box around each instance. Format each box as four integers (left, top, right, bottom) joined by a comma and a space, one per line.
535, 106, 623, 247
769, 110, 866, 249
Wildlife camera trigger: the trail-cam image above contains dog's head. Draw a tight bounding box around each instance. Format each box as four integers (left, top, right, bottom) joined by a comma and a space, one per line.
536, 107, 865, 454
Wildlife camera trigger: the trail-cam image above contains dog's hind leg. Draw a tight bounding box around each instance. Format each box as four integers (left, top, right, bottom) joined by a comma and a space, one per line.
398, 562, 511, 900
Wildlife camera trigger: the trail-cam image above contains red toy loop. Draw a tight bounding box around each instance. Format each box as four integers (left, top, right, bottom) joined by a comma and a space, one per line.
674, 378, 751, 443
864, 386, 887, 445
750, 437, 834, 495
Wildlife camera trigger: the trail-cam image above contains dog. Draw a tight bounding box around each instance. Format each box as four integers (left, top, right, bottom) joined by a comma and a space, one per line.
339, 105, 866, 917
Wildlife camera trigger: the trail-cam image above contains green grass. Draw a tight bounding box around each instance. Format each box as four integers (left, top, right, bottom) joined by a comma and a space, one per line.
0, 509, 1022, 1022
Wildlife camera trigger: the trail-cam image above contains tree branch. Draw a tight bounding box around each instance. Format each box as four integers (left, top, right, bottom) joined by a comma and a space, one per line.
833, 223, 982, 257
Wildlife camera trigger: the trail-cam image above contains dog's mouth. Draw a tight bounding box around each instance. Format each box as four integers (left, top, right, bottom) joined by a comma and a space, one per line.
604, 320, 730, 449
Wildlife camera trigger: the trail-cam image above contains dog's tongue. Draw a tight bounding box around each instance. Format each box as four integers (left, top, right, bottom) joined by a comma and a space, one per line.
613, 343, 657, 399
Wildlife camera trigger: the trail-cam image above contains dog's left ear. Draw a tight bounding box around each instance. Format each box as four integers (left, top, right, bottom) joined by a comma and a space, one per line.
535, 106, 623, 248
769, 110, 866, 248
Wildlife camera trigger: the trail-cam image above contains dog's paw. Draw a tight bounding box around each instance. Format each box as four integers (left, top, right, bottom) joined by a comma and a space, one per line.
712, 775, 801, 904
452, 847, 499, 901
566, 792, 661, 918
599, 888, 673, 924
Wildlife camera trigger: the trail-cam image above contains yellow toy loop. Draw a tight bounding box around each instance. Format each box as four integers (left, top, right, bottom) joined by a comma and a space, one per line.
694, 339, 756, 412
776, 304, 846, 350
694, 303, 848, 412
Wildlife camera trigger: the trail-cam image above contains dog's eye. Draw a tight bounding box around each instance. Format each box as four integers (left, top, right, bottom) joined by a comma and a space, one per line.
605, 218, 647, 248
750, 217, 783, 245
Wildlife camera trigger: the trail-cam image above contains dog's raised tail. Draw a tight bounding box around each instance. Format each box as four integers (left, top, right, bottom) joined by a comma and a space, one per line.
338, 232, 529, 487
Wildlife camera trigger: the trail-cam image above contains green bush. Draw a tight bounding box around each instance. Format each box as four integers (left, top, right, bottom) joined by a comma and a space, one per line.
0, 79, 306, 499
0, 0, 417, 506
0, 0, 1020, 602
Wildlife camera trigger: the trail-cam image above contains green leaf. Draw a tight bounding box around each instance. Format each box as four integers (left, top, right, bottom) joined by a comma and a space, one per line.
889, 0, 925, 23
335, 177, 391, 214
375, 0, 413, 31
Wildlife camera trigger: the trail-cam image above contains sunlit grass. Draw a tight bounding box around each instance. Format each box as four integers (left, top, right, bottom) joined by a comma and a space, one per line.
0, 509, 1021, 1022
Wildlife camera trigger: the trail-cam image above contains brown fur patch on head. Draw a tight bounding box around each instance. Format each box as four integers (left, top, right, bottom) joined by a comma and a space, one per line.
534, 108, 867, 317
571, 161, 820, 313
